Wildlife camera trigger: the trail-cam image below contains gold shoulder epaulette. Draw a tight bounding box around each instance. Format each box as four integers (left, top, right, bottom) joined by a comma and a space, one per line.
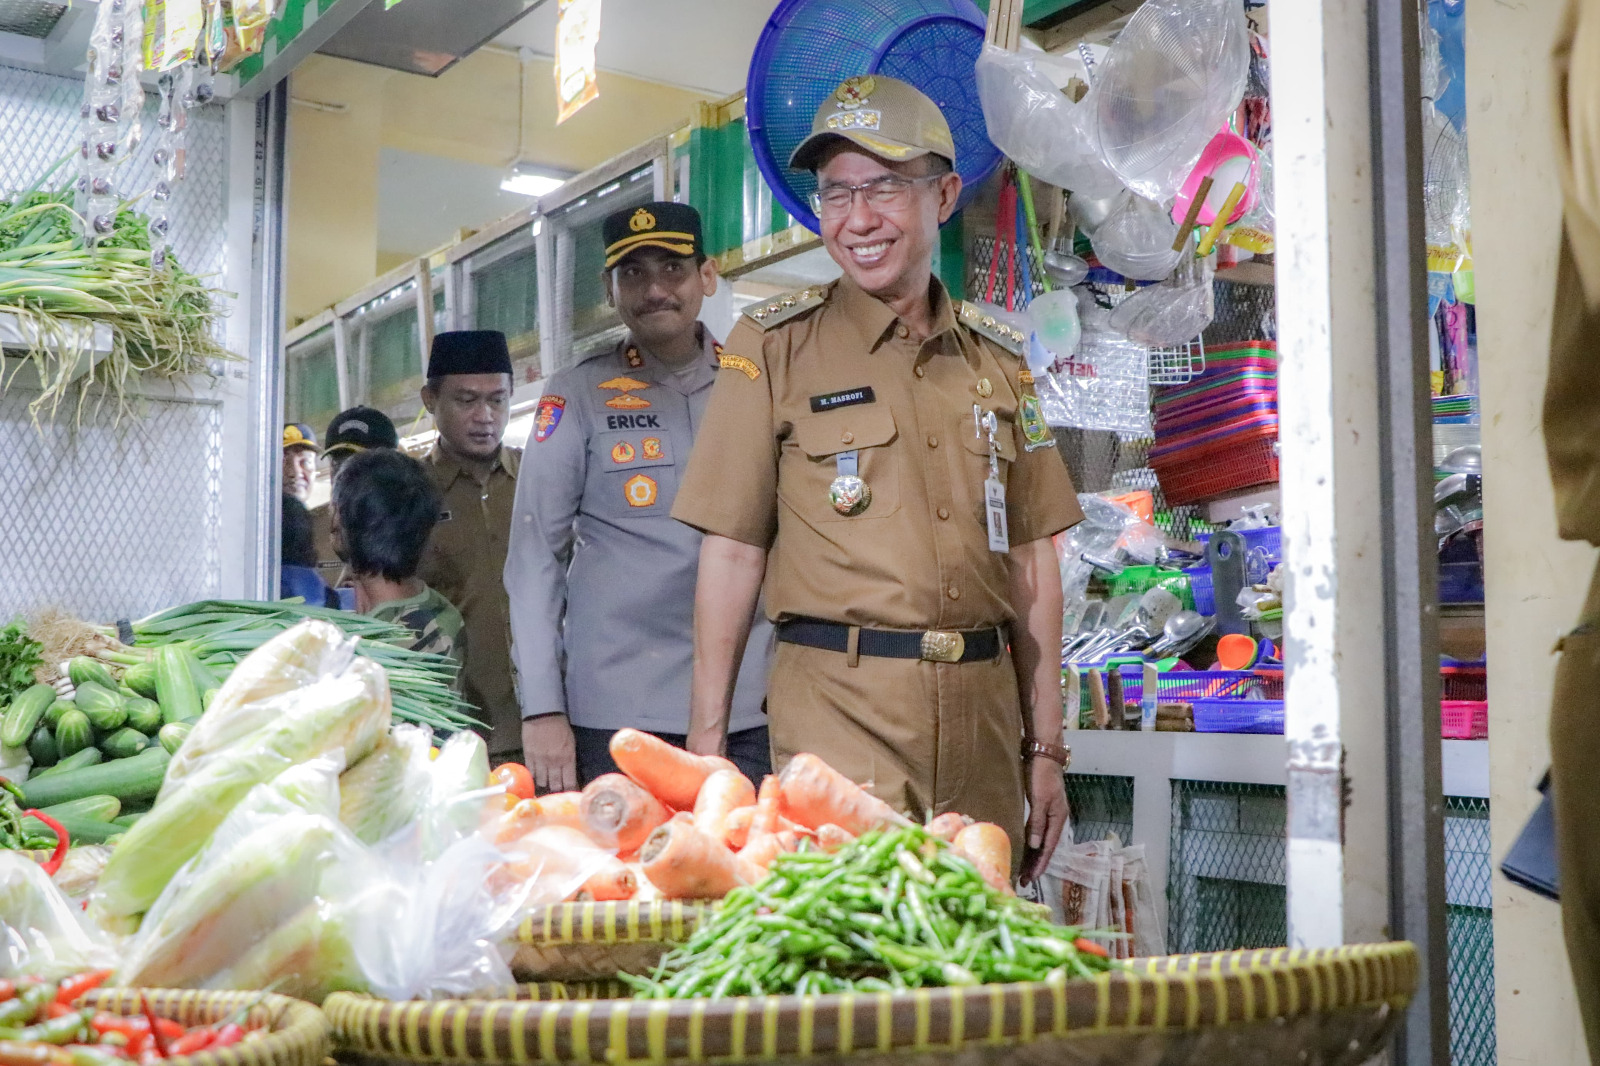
956, 300, 1028, 356
742, 286, 827, 331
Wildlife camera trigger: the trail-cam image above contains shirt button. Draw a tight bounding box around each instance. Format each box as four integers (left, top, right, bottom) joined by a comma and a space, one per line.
927, 435, 938, 449
896, 325, 910, 339
947, 586, 961, 600
937, 507, 950, 520
914, 365, 925, 378
840, 431, 854, 445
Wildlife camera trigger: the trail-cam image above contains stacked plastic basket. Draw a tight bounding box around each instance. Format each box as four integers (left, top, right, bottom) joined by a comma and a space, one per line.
1148, 342, 1279, 506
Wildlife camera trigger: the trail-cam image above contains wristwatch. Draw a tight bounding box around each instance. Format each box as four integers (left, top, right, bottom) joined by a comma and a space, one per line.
1022, 738, 1071, 769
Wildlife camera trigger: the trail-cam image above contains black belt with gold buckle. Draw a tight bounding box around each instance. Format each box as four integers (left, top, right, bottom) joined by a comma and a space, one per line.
776, 618, 1003, 663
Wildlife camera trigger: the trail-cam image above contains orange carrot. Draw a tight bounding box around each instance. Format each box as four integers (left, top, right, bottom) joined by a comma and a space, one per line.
816, 824, 855, 852
628, 862, 662, 901
692, 769, 756, 842
927, 812, 972, 843
537, 791, 585, 829
493, 794, 594, 843
608, 728, 739, 810
578, 856, 638, 901
580, 773, 673, 852
777, 753, 907, 835
752, 775, 781, 836
639, 819, 745, 899
953, 822, 1014, 894
722, 805, 756, 849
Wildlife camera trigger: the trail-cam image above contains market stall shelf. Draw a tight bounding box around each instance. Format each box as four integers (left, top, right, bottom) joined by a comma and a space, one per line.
326, 942, 1416, 1066
0, 311, 113, 391
82, 988, 332, 1066
510, 902, 713, 982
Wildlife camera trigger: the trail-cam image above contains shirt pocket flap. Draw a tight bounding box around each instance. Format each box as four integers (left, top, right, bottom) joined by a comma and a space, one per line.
795, 405, 898, 459
960, 416, 1019, 463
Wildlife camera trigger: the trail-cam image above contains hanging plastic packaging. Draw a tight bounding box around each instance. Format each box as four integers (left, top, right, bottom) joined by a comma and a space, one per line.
1028, 288, 1082, 370
1108, 250, 1216, 346
0, 852, 116, 980
974, 45, 1124, 198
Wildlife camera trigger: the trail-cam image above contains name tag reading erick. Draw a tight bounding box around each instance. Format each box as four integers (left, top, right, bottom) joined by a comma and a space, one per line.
985, 477, 1009, 553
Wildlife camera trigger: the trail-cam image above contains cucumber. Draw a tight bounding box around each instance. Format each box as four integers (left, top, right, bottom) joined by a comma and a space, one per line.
30, 746, 101, 779
154, 646, 201, 725
27, 725, 57, 769
45, 699, 73, 729
21, 811, 127, 845
124, 697, 162, 736
67, 657, 117, 694
74, 682, 126, 732
100, 727, 149, 760
122, 661, 159, 700
39, 794, 120, 822
54, 709, 93, 759
156, 721, 191, 755
2, 684, 56, 748
111, 811, 144, 829
19, 746, 170, 808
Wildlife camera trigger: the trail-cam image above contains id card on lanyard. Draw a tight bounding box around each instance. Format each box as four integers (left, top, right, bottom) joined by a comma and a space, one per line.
975, 405, 1009, 554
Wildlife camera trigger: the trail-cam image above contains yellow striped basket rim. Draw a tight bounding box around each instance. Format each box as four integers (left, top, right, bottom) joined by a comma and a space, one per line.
324, 941, 1417, 1065
83, 988, 331, 1066
512, 902, 712, 948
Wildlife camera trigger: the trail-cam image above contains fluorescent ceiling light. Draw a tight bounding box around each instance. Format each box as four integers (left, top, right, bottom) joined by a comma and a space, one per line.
501, 167, 567, 198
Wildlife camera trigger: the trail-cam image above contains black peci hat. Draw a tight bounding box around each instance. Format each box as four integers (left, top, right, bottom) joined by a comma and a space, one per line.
427, 330, 513, 379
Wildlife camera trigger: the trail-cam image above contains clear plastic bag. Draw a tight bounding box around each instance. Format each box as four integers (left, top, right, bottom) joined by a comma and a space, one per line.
0, 852, 116, 979
974, 45, 1124, 197
1090, 193, 1182, 281
94, 620, 392, 926
1108, 251, 1216, 346
1035, 325, 1152, 436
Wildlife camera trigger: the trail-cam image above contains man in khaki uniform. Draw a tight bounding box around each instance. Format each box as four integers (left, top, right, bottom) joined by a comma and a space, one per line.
416, 331, 522, 761
1546, 4, 1600, 1054
672, 75, 1081, 881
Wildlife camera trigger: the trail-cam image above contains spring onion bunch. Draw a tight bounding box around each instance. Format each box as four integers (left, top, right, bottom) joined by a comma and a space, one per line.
90, 599, 481, 734
0, 160, 231, 422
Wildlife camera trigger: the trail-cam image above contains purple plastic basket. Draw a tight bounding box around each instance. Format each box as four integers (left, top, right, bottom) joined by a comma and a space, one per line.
1192, 698, 1285, 734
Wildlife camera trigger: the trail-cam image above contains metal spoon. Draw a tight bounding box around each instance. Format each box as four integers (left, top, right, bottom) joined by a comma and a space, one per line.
1146, 610, 1213, 659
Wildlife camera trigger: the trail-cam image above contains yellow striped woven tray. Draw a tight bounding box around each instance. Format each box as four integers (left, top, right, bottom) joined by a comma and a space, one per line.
508, 902, 712, 982
327, 942, 1416, 1066
83, 988, 331, 1066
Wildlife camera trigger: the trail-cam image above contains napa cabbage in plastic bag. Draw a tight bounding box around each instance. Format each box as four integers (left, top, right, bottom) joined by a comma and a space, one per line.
93, 620, 391, 926
0, 852, 115, 979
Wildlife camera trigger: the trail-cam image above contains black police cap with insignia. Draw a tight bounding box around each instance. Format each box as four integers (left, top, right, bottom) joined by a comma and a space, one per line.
427, 330, 513, 379
603, 201, 704, 269
323, 406, 400, 458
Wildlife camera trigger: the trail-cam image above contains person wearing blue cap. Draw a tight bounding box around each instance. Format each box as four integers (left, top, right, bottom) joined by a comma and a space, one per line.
417, 330, 523, 762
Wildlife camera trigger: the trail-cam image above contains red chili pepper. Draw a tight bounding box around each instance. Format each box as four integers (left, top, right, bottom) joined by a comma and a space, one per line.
55, 971, 112, 1007
211, 1025, 244, 1049
0, 981, 15, 1004
166, 1031, 214, 1057
23, 811, 69, 876
134, 999, 166, 1061
45, 1002, 72, 1020
91, 1015, 142, 1040
1073, 936, 1110, 959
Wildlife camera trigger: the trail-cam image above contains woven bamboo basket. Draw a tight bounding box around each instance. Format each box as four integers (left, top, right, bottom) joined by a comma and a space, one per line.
508, 902, 712, 982
326, 941, 1416, 1066
82, 988, 331, 1066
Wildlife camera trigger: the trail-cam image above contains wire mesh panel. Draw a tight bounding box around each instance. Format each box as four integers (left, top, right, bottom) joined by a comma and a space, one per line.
1066, 774, 1135, 845
0, 62, 232, 614
1445, 796, 1495, 1066
1167, 780, 1287, 954
1204, 278, 1277, 346
0, 387, 223, 619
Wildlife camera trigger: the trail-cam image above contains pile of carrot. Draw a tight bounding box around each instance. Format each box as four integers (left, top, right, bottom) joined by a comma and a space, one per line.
490, 732, 1016, 901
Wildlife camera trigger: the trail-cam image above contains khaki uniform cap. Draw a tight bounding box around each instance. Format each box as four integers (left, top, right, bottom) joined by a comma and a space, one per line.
789, 74, 957, 171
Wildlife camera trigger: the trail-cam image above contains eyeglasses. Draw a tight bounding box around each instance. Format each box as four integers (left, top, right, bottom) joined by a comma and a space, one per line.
810, 174, 942, 218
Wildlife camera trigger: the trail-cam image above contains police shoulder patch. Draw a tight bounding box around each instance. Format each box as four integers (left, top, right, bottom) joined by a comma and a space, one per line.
718, 353, 761, 380
955, 300, 1027, 356
741, 285, 827, 331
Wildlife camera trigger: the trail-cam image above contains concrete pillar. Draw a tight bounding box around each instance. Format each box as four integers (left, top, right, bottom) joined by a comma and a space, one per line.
1467, 1, 1596, 1062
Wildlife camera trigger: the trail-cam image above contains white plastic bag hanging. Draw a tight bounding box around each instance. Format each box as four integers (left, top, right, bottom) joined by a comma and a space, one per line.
974, 45, 1124, 197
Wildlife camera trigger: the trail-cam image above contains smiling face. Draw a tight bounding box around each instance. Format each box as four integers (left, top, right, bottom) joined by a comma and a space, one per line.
282, 447, 316, 502
608, 247, 719, 353
422, 373, 512, 461
814, 144, 961, 305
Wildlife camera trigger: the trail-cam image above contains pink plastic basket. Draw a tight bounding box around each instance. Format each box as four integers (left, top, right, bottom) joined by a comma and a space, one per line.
1441, 700, 1488, 740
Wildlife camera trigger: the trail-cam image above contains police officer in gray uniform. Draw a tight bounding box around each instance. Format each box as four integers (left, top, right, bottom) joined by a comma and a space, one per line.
505, 201, 774, 792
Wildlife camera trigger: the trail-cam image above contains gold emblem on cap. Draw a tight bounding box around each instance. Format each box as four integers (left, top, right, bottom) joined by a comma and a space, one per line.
977, 378, 993, 398
629, 208, 657, 233
834, 75, 876, 110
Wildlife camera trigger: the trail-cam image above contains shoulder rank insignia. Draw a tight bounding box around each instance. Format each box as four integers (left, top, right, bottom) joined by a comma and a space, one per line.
718, 353, 761, 380
956, 300, 1028, 356
742, 286, 826, 331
